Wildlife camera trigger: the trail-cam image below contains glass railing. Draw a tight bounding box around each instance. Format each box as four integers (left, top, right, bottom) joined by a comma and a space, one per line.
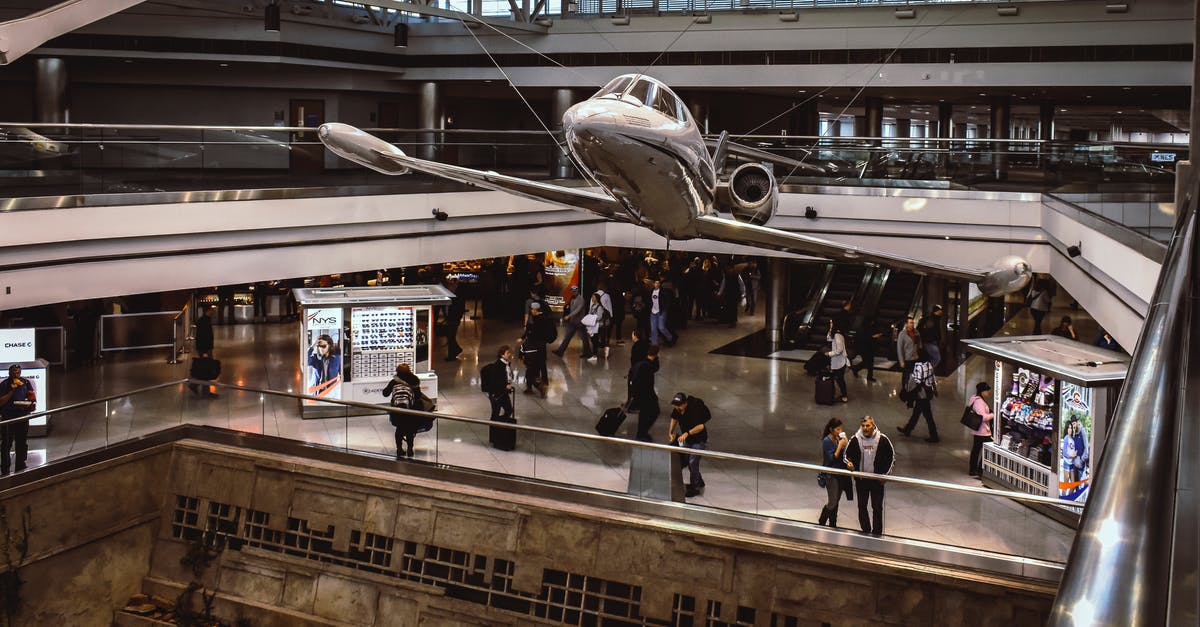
10, 377, 1082, 569
0, 123, 1183, 202
578, 0, 1024, 15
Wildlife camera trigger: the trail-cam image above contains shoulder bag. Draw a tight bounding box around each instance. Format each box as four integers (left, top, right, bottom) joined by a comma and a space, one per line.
960, 404, 984, 430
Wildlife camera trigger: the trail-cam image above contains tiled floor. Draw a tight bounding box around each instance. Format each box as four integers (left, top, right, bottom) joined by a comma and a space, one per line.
28, 299, 1099, 564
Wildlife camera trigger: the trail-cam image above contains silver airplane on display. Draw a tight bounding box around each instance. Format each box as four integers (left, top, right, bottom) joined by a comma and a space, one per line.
319, 74, 1032, 296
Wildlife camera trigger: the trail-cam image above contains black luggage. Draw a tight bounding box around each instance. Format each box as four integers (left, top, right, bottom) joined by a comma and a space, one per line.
815, 371, 836, 405
190, 356, 221, 381
595, 406, 627, 437
805, 351, 830, 376
490, 418, 517, 451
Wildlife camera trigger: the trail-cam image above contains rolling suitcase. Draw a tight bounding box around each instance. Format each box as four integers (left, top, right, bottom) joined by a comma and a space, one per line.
490, 417, 517, 451
815, 371, 836, 405
595, 405, 628, 437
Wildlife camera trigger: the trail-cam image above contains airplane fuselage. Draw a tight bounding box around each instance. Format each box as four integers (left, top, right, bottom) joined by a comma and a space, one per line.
562, 75, 716, 240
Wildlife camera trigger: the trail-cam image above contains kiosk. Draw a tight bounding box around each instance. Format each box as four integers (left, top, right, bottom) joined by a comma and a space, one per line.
964, 336, 1128, 521
293, 286, 454, 418
0, 327, 50, 437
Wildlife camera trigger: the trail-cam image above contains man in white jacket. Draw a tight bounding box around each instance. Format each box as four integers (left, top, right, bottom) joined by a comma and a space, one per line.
843, 416, 896, 536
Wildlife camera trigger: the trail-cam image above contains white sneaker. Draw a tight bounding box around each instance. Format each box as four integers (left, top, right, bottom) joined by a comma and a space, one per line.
586, 356, 598, 362
603, 347, 610, 358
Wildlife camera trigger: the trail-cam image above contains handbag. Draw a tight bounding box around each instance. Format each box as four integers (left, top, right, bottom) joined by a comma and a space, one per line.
580, 313, 598, 327
817, 472, 828, 488
960, 404, 984, 430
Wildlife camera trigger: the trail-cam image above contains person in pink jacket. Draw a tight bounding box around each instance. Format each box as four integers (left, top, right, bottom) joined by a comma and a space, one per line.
967, 381, 995, 477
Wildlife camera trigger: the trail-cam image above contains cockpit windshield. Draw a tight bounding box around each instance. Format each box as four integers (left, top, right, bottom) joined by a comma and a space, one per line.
591, 75, 691, 124
593, 76, 634, 99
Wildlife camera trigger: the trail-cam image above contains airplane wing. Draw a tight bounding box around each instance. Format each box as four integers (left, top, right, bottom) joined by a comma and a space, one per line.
319, 123, 629, 222
705, 137, 827, 175
693, 214, 987, 282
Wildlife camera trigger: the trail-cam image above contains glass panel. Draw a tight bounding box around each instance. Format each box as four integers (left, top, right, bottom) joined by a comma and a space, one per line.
625, 80, 652, 107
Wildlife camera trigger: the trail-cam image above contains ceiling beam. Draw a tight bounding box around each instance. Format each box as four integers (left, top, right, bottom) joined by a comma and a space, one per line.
363, 0, 548, 33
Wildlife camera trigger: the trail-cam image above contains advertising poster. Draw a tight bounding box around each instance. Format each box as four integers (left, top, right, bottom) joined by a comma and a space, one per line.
0, 329, 36, 363
303, 308, 343, 403
543, 250, 580, 313
996, 366, 1056, 467
1058, 382, 1093, 502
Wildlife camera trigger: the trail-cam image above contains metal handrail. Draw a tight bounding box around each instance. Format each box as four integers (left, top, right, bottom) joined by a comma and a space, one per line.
0, 122, 1189, 152
2, 375, 1082, 511
1048, 172, 1197, 625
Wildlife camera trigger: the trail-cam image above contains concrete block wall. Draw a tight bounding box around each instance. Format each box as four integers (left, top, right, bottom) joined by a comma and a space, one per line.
144, 440, 1056, 626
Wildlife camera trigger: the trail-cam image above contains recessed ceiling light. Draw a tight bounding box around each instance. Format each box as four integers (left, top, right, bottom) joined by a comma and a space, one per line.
124, 59, 133, 63
1085, 95, 1093, 99
219, 63, 229, 67
1122, 86, 1131, 90
798, 89, 807, 93
1060, 108, 1068, 112
1116, 110, 1123, 114
978, 93, 986, 96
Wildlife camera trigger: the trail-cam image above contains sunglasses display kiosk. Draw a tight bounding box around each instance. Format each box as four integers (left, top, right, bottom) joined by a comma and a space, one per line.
293, 286, 454, 418
963, 335, 1128, 524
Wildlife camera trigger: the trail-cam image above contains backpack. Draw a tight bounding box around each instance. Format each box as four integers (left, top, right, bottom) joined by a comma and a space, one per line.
390, 380, 416, 409
480, 361, 503, 395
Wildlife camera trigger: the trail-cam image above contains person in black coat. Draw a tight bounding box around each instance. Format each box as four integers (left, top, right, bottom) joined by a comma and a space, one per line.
628, 346, 661, 442
383, 363, 424, 458
194, 305, 215, 355
444, 280, 466, 360
189, 306, 218, 398
628, 328, 649, 369
520, 303, 555, 398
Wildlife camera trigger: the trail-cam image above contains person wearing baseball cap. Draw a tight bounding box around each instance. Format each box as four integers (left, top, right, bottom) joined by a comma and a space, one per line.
669, 392, 712, 497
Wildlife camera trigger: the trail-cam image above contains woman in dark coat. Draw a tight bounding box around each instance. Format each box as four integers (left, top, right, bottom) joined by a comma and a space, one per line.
383, 363, 424, 458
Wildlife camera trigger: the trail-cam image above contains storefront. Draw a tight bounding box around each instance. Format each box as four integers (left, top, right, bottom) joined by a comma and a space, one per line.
293, 285, 454, 418
964, 336, 1128, 520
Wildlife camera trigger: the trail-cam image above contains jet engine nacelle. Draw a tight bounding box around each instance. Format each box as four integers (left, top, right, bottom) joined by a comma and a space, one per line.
719, 162, 778, 226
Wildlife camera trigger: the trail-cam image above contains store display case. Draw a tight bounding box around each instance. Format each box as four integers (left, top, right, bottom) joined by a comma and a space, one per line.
293, 285, 454, 418
964, 336, 1128, 517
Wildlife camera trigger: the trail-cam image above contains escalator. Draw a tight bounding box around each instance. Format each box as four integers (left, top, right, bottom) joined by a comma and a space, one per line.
874, 270, 924, 331
798, 264, 868, 349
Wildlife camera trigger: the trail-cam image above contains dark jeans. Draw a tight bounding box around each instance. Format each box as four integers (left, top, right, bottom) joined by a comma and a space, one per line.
855, 478, 885, 535
969, 434, 990, 475
555, 321, 591, 356
523, 349, 547, 389
903, 397, 938, 440
1, 419, 29, 469
683, 440, 707, 486
857, 349, 876, 379
394, 427, 416, 457
830, 366, 848, 398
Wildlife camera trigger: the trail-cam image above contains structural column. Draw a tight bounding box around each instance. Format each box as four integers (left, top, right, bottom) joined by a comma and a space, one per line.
417, 81, 442, 161
990, 95, 1011, 181
793, 101, 819, 137
864, 97, 884, 139
765, 257, 787, 348
34, 57, 68, 123
937, 102, 953, 174
688, 99, 709, 135
550, 88, 575, 178
1039, 100, 1055, 166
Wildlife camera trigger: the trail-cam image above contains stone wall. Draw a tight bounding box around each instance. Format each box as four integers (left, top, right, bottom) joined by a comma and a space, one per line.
147, 440, 1057, 626
0, 448, 171, 626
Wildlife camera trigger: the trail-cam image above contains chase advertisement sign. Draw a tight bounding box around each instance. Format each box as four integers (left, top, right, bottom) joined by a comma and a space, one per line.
0, 329, 35, 362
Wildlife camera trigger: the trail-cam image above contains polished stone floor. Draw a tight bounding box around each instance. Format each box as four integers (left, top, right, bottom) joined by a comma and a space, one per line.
27, 299, 1102, 565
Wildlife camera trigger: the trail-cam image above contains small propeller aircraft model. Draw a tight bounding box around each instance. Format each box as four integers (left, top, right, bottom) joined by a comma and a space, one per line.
319, 73, 1031, 297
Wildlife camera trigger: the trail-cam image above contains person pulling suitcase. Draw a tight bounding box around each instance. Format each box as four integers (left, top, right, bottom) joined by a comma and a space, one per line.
481, 345, 517, 450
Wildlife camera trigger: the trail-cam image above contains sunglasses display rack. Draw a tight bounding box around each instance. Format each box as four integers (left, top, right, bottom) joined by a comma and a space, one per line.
351, 307, 416, 380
